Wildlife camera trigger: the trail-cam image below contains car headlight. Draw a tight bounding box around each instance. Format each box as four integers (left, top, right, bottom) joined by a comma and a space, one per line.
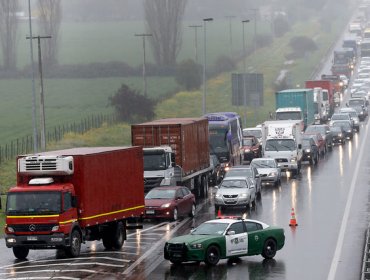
338, 133, 343, 137
290, 157, 297, 162
305, 149, 311, 153
360, 111, 364, 115
347, 129, 352, 133
240, 193, 247, 198
52, 225, 59, 232
190, 243, 203, 249
244, 149, 250, 152
215, 193, 221, 198
268, 172, 277, 177
161, 203, 171, 208
6, 226, 14, 233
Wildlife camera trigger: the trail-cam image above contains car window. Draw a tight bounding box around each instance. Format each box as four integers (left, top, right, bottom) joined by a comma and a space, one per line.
181, 188, 190, 197
228, 222, 245, 234
176, 190, 184, 198
244, 221, 263, 232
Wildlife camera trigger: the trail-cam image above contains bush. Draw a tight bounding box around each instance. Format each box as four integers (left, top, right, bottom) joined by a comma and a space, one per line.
288, 36, 318, 58
256, 34, 274, 48
109, 84, 155, 122
175, 59, 202, 90
210, 55, 236, 77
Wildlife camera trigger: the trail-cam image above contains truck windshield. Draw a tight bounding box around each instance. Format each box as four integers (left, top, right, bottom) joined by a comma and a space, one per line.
275, 112, 302, 120
143, 152, 167, 171
265, 139, 296, 151
6, 191, 61, 215
208, 130, 228, 154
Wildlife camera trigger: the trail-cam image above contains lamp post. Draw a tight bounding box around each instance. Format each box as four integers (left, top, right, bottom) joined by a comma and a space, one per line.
225, 15, 236, 57
135, 33, 152, 98
189, 25, 202, 63
27, 0, 38, 152
202, 18, 213, 115
26, 35, 52, 152
242, 20, 250, 126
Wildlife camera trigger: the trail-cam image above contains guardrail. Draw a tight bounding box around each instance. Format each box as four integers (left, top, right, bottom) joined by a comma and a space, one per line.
361, 227, 370, 280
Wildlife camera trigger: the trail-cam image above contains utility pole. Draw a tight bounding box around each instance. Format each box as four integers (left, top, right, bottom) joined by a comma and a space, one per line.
135, 33, 152, 98
26, 35, 51, 152
202, 18, 213, 115
189, 25, 202, 63
27, 0, 38, 153
225, 16, 236, 57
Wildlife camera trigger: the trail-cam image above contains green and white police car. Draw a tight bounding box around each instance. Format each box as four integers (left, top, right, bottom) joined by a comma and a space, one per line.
164, 217, 285, 265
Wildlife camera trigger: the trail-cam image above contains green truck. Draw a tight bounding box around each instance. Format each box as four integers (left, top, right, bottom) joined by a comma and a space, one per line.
275, 88, 316, 129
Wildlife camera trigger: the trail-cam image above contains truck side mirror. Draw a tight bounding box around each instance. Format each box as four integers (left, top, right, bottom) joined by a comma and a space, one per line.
171, 153, 176, 164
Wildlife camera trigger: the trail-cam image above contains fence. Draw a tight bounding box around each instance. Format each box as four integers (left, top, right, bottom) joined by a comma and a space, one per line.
0, 113, 118, 163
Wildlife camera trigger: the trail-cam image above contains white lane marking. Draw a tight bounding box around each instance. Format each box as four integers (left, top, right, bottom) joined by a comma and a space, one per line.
126, 222, 168, 237
121, 198, 209, 276
327, 118, 369, 280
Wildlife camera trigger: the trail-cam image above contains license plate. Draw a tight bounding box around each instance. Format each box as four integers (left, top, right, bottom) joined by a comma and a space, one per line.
146, 210, 155, 214
173, 253, 182, 258
27, 236, 38, 241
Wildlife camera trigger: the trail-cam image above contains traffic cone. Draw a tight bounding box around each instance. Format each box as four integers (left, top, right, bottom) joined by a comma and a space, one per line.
289, 208, 298, 226
217, 207, 222, 218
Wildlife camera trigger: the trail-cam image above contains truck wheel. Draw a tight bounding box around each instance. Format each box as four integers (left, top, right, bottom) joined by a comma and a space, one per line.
112, 222, 125, 250
65, 230, 81, 258
102, 234, 113, 250
13, 247, 29, 259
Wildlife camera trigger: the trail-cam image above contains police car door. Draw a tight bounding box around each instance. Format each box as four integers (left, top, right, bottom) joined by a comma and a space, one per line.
225, 221, 248, 256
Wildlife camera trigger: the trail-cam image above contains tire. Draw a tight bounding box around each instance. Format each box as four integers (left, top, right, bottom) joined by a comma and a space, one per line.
112, 222, 125, 250
189, 204, 196, 217
65, 230, 81, 258
261, 238, 277, 259
13, 247, 29, 260
172, 208, 178, 221
204, 245, 220, 265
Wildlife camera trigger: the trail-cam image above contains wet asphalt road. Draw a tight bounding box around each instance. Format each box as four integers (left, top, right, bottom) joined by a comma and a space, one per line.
0, 117, 369, 280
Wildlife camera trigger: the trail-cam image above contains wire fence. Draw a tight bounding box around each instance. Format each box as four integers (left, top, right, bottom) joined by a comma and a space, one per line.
0, 113, 118, 164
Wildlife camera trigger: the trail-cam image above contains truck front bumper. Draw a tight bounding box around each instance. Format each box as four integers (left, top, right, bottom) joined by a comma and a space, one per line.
277, 162, 298, 171
5, 233, 68, 249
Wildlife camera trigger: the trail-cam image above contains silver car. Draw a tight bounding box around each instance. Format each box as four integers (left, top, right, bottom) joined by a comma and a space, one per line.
224, 165, 262, 198
214, 176, 256, 211
251, 158, 281, 187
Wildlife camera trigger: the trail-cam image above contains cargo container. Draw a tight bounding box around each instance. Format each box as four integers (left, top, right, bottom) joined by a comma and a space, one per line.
131, 118, 211, 198
4, 147, 145, 259
275, 89, 315, 128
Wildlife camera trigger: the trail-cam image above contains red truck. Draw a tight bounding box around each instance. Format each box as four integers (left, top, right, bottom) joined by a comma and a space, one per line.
131, 118, 211, 198
4, 147, 145, 259
305, 80, 336, 120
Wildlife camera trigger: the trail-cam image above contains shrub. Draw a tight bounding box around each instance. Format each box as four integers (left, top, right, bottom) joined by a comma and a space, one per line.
210, 55, 236, 77
175, 59, 202, 90
288, 36, 318, 58
256, 34, 274, 48
109, 84, 155, 122
273, 16, 291, 37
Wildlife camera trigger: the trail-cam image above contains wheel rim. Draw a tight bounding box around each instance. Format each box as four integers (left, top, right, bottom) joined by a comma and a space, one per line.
265, 241, 276, 258
191, 205, 195, 216
207, 247, 219, 264
71, 233, 81, 255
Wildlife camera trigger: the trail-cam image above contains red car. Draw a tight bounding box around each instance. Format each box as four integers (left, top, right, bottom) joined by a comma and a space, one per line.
242, 136, 262, 163
303, 132, 326, 155
144, 186, 196, 221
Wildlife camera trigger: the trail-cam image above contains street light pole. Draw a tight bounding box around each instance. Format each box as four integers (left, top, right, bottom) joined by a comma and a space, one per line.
27, 0, 38, 152
135, 34, 152, 98
189, 25, 202, 63
242, 20, 250, 126
225, 16, 236, 57
26, 35, 52, 152
202, 18, 213, 115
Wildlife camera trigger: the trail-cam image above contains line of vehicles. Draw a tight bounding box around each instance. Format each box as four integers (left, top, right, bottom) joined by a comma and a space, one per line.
4, 11, 370, 267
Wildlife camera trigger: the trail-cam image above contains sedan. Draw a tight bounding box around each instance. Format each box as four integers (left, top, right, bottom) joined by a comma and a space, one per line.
301, 136, 320, 165
331, 120, 354, 139
305, 124, 333, 151
330, 126, 346, 145
164, 217, 285, 265
250, 158, 281, 187
224, 165, 262, 197
144, 186, 195, 221
214, 176, 256, 211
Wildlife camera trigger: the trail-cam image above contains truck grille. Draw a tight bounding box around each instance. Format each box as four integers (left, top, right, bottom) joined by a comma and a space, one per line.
275, 158, 288, 163
144, 177, 163, 192
10, 224, 57, 233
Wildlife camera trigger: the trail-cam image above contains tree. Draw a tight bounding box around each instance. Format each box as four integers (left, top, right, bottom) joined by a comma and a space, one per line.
37, 0, 62, 66
144, 0, 188, 66
175, 59, 202, 90
0, 0, 19, 70
109, 84, 155, 122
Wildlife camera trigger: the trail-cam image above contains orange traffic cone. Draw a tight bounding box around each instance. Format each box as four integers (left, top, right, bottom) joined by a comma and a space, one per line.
289, 207, 298, 226
217, 207, 222, 218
